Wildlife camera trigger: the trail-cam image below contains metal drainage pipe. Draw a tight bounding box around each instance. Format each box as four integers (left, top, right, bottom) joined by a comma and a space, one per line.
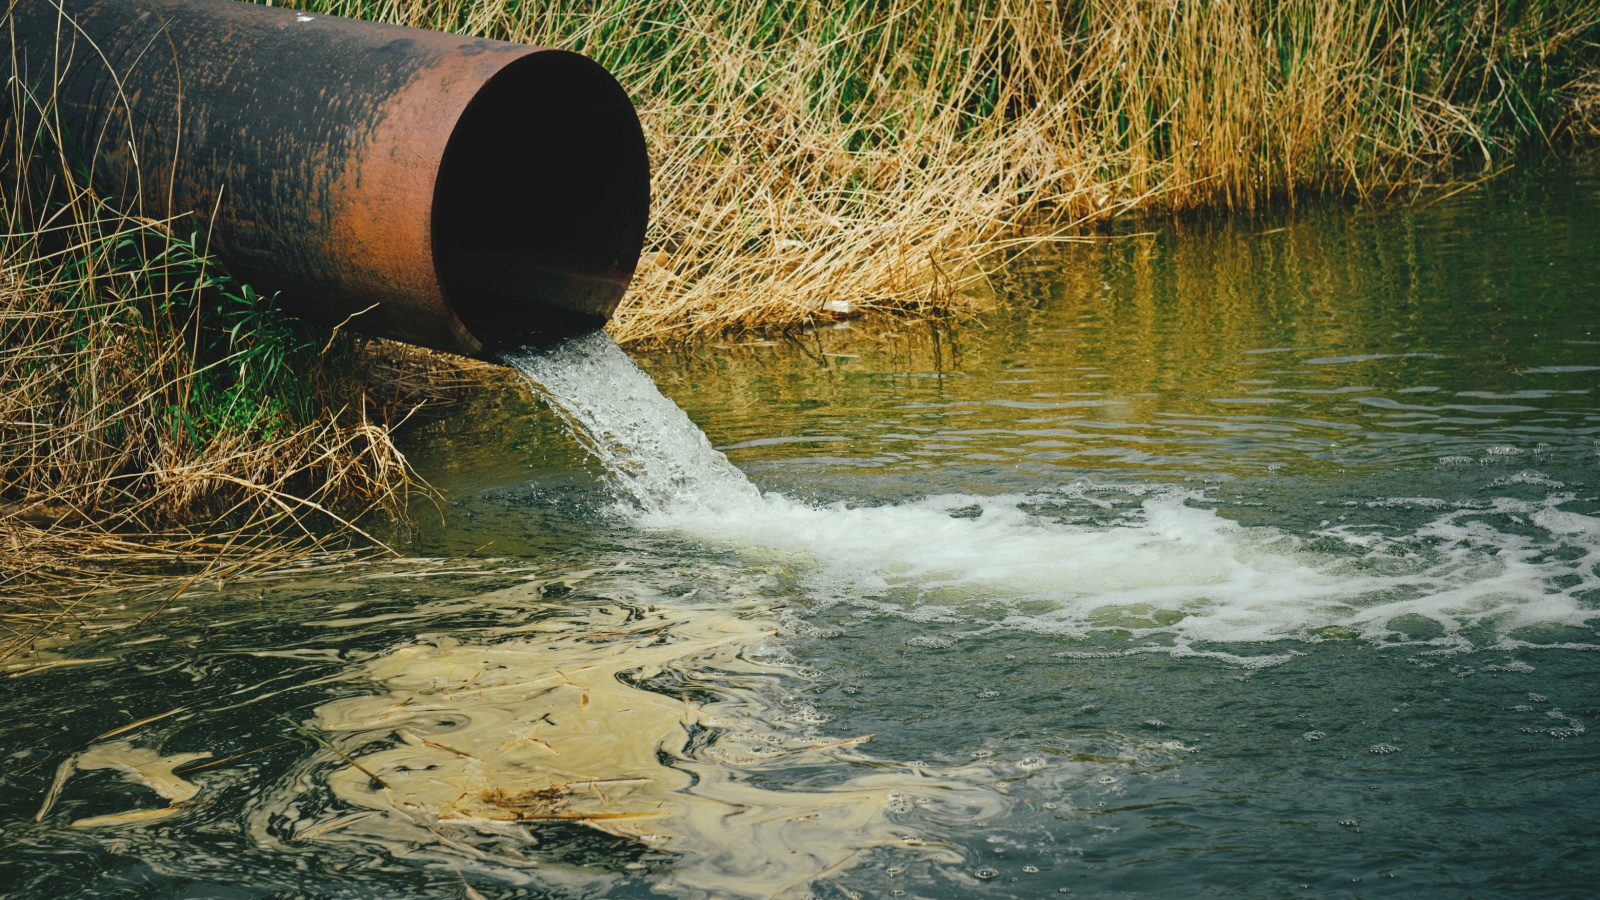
4, 0, 650, 357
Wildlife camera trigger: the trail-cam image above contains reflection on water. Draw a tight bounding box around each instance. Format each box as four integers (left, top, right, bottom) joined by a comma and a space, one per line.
637, 162, 1600, 485
2, 163, 1599, 898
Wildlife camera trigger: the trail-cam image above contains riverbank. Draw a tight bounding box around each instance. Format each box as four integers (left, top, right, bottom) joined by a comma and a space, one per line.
2, 0, 1597, 652
292, 0, 1600, 342
0, 116, 480, 654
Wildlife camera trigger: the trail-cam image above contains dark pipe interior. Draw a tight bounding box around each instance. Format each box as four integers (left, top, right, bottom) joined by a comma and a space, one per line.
433, 51, 650, 354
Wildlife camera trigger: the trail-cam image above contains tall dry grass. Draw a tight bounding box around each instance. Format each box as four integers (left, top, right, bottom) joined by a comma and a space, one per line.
286, 0, 1600, 344
3, 0, 1597, 654
0, 47, 480, 658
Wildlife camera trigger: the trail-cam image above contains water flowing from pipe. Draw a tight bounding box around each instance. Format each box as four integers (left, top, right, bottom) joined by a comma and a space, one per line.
506, 332, 1600, 652
505, 332, 762, 516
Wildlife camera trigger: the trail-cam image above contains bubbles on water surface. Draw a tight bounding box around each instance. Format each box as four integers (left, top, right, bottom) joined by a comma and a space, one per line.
510, 334, 1600, 655
481, 330, 1600, 893
1492, 471, 1566, 488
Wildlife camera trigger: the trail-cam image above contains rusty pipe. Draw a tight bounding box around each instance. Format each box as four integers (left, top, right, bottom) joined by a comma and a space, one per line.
4, 0, 649, 356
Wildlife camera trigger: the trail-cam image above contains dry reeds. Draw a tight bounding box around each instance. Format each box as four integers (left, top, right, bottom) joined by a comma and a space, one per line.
0, 214, 426, 658
290, 0, 1600, 344
0, 42, 471, 658
3, 1, 1597, 653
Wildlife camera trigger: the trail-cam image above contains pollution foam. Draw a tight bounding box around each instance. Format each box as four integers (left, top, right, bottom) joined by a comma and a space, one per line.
512, 334, 1600, 652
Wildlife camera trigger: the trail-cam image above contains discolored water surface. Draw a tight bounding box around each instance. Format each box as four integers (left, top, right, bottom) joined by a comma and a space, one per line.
3, 162, 1598, 898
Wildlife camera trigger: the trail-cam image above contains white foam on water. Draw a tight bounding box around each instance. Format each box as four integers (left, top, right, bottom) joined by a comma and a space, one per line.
509, 334, 1600, 650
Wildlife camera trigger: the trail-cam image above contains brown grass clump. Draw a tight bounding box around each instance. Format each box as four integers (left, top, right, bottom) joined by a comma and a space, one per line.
0, 218, 430, 658
0, 63, 480, 659
3, 1, 1597, 655
1570, 71, 1600, 137
288, 0, 1600, 345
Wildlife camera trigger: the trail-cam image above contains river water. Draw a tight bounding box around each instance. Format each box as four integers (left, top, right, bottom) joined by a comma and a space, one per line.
3, 162, 1598, 898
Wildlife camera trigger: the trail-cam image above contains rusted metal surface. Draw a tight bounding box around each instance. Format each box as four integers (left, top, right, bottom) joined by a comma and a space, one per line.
4, 0, 649, 356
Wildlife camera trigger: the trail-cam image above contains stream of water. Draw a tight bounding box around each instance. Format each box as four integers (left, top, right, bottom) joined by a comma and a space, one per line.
2, 162, 1598, 898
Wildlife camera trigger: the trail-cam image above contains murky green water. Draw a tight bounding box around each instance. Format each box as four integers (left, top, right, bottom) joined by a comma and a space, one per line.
4, 162, 1598, 898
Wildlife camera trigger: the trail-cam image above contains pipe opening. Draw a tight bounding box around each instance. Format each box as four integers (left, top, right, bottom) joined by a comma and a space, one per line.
433, 50, 649, 354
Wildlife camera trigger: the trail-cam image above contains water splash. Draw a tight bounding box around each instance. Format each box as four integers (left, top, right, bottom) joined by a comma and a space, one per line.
506, 332, 761, 516
510, 333, 1600, 650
